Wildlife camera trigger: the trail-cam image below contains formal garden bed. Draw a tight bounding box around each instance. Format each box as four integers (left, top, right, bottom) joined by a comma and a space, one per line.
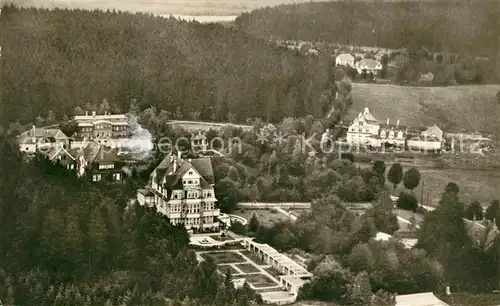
217, 264, 241, 275
244, 273, 278, 288
240, 250, 266, 265
234, 263, 260, 273
200, 251, 246, 264
264, 267, 283, 278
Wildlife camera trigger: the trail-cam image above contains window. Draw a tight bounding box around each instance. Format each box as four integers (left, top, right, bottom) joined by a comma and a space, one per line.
188, 171, 193, 175
188, 180, 192, 184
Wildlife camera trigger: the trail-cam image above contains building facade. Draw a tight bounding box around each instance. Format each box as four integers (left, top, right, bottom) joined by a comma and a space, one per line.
137, 152, 220, 233
355, 59, 383, 75
73, 111, 128, 140
75, 141, 124, 182
346, 107, 381, 145
18, 126, 69, 153
335, 53, 355, 67
346, 108, 407, 148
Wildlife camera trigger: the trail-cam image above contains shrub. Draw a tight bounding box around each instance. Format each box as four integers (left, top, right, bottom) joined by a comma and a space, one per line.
229, 221, 247, 235
397, 192, 419, 212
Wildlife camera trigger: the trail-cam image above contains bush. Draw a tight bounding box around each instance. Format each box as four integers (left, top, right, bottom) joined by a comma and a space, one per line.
229, 221, 247, 235
397, 192, 419, 212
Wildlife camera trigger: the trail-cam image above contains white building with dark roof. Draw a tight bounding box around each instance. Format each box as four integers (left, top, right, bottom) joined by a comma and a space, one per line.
335, 53, 355, 67
346, 107, 407, 148
73, 111, 128, 140
137, 152, 220, 233
355, 58, 383, 74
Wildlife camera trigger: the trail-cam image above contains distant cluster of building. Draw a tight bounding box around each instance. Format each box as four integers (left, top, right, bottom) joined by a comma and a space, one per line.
338, 107, 491, 152
335, 53, 385, 75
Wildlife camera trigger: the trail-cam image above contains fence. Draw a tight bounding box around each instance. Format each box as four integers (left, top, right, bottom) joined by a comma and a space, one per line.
237, 202, 311, 209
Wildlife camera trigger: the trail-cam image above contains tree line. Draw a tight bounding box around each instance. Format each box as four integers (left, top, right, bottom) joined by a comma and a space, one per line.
0, 5, 337, 128
237, 2, 500, 85
0, 136, 260, 305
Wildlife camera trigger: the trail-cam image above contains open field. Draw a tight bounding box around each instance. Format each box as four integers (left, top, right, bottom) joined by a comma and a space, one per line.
201, 251, 246, 264
439, 292, 500, 306
391, 168, 500, 207
234, 209, 291, 227
349, 83, 500, 134
18, 0, 324, 16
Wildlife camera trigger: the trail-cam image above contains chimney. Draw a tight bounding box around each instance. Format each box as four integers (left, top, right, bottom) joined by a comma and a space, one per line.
92, 111, 96, 117
364, 107, 369, 115
396, 119, 400, 126
177, 150, 182, 160
386, 118, 390, 125
31, 125, 36, 143
172, 157, 178, 173
85, 111, 88, 116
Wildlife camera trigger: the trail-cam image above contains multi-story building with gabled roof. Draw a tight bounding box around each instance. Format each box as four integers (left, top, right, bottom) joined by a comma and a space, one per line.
137, 151, 220, 233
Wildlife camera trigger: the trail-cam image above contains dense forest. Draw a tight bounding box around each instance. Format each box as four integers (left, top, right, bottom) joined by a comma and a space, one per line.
0, 5, 336, 127
236, 1, 500, 57
0, 136, 261, 305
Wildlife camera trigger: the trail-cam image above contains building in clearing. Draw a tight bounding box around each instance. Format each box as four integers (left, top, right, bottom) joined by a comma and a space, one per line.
335, 53, 355, 67
346, 107, 406, 148
17, 126, 69, 153
137, 151, 220, 233
73, 111, 128, 141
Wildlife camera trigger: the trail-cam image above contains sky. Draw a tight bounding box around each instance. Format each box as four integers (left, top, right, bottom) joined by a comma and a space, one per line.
3, 0, 324, 15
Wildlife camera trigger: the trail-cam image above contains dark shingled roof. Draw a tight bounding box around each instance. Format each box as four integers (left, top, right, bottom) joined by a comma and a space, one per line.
152, 155, 215, 189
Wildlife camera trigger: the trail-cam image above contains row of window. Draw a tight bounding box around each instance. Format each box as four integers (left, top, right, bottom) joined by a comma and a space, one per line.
168, 202, 216, 213
92, 173, 121, 181
171, 191, 213, 200
98, 164, 114, 170
182, 179, 199, 185
171, 216, 214, 225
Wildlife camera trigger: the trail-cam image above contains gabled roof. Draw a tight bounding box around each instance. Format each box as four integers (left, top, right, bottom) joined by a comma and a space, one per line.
152, 154, 215, 190
28, 128, 68, 139
357, 59, 382, 69
380, 124, 408, 131
41, 146, 76, 161
73, 141, 120, 164
336, 53, 354, 61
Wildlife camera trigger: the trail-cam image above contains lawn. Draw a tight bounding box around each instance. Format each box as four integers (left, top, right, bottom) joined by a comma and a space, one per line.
244, 273, 278, 288
234, 263, 260, 273
390, 168, 500, 207
439, 292, 500, 306
210, 234, 234, 241
240, 250, 266, 265
265, 267, 283, 278
349, 83, 500, 134
201, 251, 246, 264
217, 265, 241, 275
234, 209, 291, 227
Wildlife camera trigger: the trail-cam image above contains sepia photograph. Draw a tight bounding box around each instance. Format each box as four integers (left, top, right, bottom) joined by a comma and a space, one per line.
0, 0, 499, 305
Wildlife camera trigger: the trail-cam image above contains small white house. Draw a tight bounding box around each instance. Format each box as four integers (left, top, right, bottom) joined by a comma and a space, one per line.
335, 53, 355, 67
355, 59, 383, 74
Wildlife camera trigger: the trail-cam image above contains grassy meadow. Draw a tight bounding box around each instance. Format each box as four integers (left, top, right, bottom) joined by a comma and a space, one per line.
349, 83, 500, 134
390, 168, 500, 207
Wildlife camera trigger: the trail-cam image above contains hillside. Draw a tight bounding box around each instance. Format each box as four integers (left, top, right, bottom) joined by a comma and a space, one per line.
0, 5, 335, 126
347, 83, 500, 133
236, 1, 500, 57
